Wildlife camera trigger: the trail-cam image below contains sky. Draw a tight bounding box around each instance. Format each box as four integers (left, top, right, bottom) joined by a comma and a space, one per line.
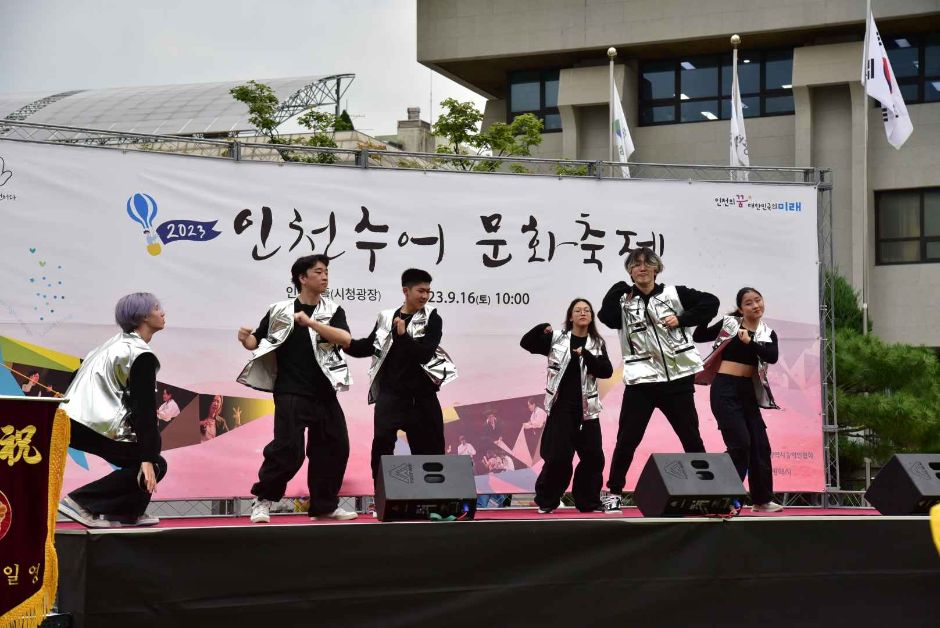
0, 0, 487, 136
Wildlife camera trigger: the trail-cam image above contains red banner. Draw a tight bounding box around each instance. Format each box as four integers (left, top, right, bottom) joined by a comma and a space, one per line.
0, 397, 69, 628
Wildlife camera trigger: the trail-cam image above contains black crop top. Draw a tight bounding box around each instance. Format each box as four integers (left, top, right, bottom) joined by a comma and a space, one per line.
693, 319, 779, 366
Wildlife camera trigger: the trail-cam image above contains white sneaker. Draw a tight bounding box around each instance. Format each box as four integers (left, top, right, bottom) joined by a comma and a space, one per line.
58, 496, 110, 528
104, 514, 160, 527
601, 494, 623, 513
250, 498, 272, 523
310, 507, 358, 521
751, 501, 784, 513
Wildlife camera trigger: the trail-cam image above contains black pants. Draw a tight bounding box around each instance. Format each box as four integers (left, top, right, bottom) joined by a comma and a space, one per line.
68, 420, 168, 521
607, 380, 705, 494
534, 403, 604, 512
371, 390, 444, 479
710, 373, 774, 504
251, 393, 349, 516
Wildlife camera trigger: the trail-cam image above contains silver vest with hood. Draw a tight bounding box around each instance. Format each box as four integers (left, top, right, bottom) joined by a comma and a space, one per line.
60, 332, 158, 442
618, 285, 704, 385
366, 305, 458, 404
237, 298, 351, 393
695, 315, 779, 409
544, 330, 604, 420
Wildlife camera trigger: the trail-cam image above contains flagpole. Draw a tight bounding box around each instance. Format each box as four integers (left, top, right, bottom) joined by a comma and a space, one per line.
862, 0, 871, 336
608, 47, 617, 166
731, 34, 740, 179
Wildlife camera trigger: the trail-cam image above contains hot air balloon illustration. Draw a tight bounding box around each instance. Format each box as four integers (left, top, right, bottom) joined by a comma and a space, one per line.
126, 193, 162, 256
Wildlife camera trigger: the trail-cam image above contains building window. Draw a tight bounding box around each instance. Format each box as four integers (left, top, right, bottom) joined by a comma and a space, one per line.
882, 33, 940, 103
639, 50, 793, 126
876, 188, 940, 265
508, 69, 561, 132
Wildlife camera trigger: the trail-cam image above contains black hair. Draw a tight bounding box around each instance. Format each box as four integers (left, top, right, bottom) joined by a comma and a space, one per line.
564, 298, 604, 347
291, 255, 330, 291
401, 268, 433, 287
729, 286, 763, 316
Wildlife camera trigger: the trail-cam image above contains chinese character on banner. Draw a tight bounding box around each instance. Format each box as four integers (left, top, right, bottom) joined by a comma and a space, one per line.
520, 215, 576, 263
0, 398, 70, 626
476, 214, 512, 268
0, 425, 42, 466
234, 206, 281, 261
575, 213, 606, 272
354, 206, 389, 272
616, 230, 665, 258
397, 224, 444, 265
288, 209, 345, 259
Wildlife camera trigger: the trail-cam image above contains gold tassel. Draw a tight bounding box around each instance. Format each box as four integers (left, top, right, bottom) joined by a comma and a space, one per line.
1, 409, 70, 628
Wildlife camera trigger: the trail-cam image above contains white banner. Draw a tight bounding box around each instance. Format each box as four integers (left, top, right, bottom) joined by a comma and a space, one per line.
0, 140, 823, 497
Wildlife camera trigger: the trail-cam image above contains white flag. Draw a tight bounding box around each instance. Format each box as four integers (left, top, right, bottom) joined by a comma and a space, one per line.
611, 83, 635, 178
730, 47, 750, 179
862, 9, 913, 149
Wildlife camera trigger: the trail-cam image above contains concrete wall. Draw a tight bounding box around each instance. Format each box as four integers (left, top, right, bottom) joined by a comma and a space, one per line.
418, 0, 940, 63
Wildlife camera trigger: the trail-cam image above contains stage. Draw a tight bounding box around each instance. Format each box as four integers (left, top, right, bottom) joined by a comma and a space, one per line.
55, 507, 939, 627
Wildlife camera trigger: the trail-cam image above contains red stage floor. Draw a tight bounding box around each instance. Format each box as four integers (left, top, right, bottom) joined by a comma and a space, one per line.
56, 505, 882, 530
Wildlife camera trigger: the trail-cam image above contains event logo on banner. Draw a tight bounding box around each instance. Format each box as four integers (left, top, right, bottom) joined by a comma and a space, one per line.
0, 139, 824, 499
125, 192, 222, 256
0, 397, 69, 628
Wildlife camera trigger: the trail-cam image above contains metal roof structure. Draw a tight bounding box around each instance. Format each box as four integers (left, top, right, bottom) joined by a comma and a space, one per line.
0, 74, 354, 138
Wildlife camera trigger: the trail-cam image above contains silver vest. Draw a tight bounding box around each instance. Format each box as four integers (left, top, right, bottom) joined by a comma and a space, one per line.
696, 316, 779, 409
544, 331, 603, 420
237, 298, 351, 393
60, 332, 158, 442
618, 285, 704, 385
366, 305, 458, 404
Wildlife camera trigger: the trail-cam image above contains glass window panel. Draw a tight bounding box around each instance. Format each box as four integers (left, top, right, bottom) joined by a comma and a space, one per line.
721, 57, 760, 96
544, 77, 559, 108
880, 241, 921, 263
925, 80, 940, 102
926, 34, 940, 76
924, 191, 940, 236
680, 56, 719, 99
896, 81, 920, 102
720, 96, 760, 119
926, 241, 940, 260
764, 94, 794, 114
680, 100, 719, 122
641, 61, 675, 100
765, 51, 794, 90
879, 192, 921, 238
885, 45, 920, 78
510, 79, 540, 113
641, 104, 676, 124
543, 112, 562, 131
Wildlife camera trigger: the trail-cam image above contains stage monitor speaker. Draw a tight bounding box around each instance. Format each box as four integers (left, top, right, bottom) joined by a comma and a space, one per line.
633, 453, 746, 516
374, 454, 477, 522
864, 454, 940, 515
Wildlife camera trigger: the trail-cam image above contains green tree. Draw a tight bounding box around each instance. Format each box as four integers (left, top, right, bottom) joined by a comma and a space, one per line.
827, 273, 940, 485
230, 81, 340, 164
336, 109, 355, 131
431, 98, 543, 171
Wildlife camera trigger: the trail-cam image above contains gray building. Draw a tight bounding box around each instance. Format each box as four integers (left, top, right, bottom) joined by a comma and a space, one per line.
417, 0, 940, 347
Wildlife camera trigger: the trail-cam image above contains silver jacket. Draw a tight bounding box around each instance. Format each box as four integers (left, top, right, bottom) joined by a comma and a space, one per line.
237, 298, 351, 393
60, 332, 158, 442
544, 330, 604, 420
695, 316, 779, 409
366, 305, 458, 404
618, 285, 704, 385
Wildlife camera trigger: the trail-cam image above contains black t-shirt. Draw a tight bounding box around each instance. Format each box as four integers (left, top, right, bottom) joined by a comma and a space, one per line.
519, 323, 614, 412
347, 308, 443, 397
252, 299, 349, 398
693, 319, 779, 366
128, 352, 161, 462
